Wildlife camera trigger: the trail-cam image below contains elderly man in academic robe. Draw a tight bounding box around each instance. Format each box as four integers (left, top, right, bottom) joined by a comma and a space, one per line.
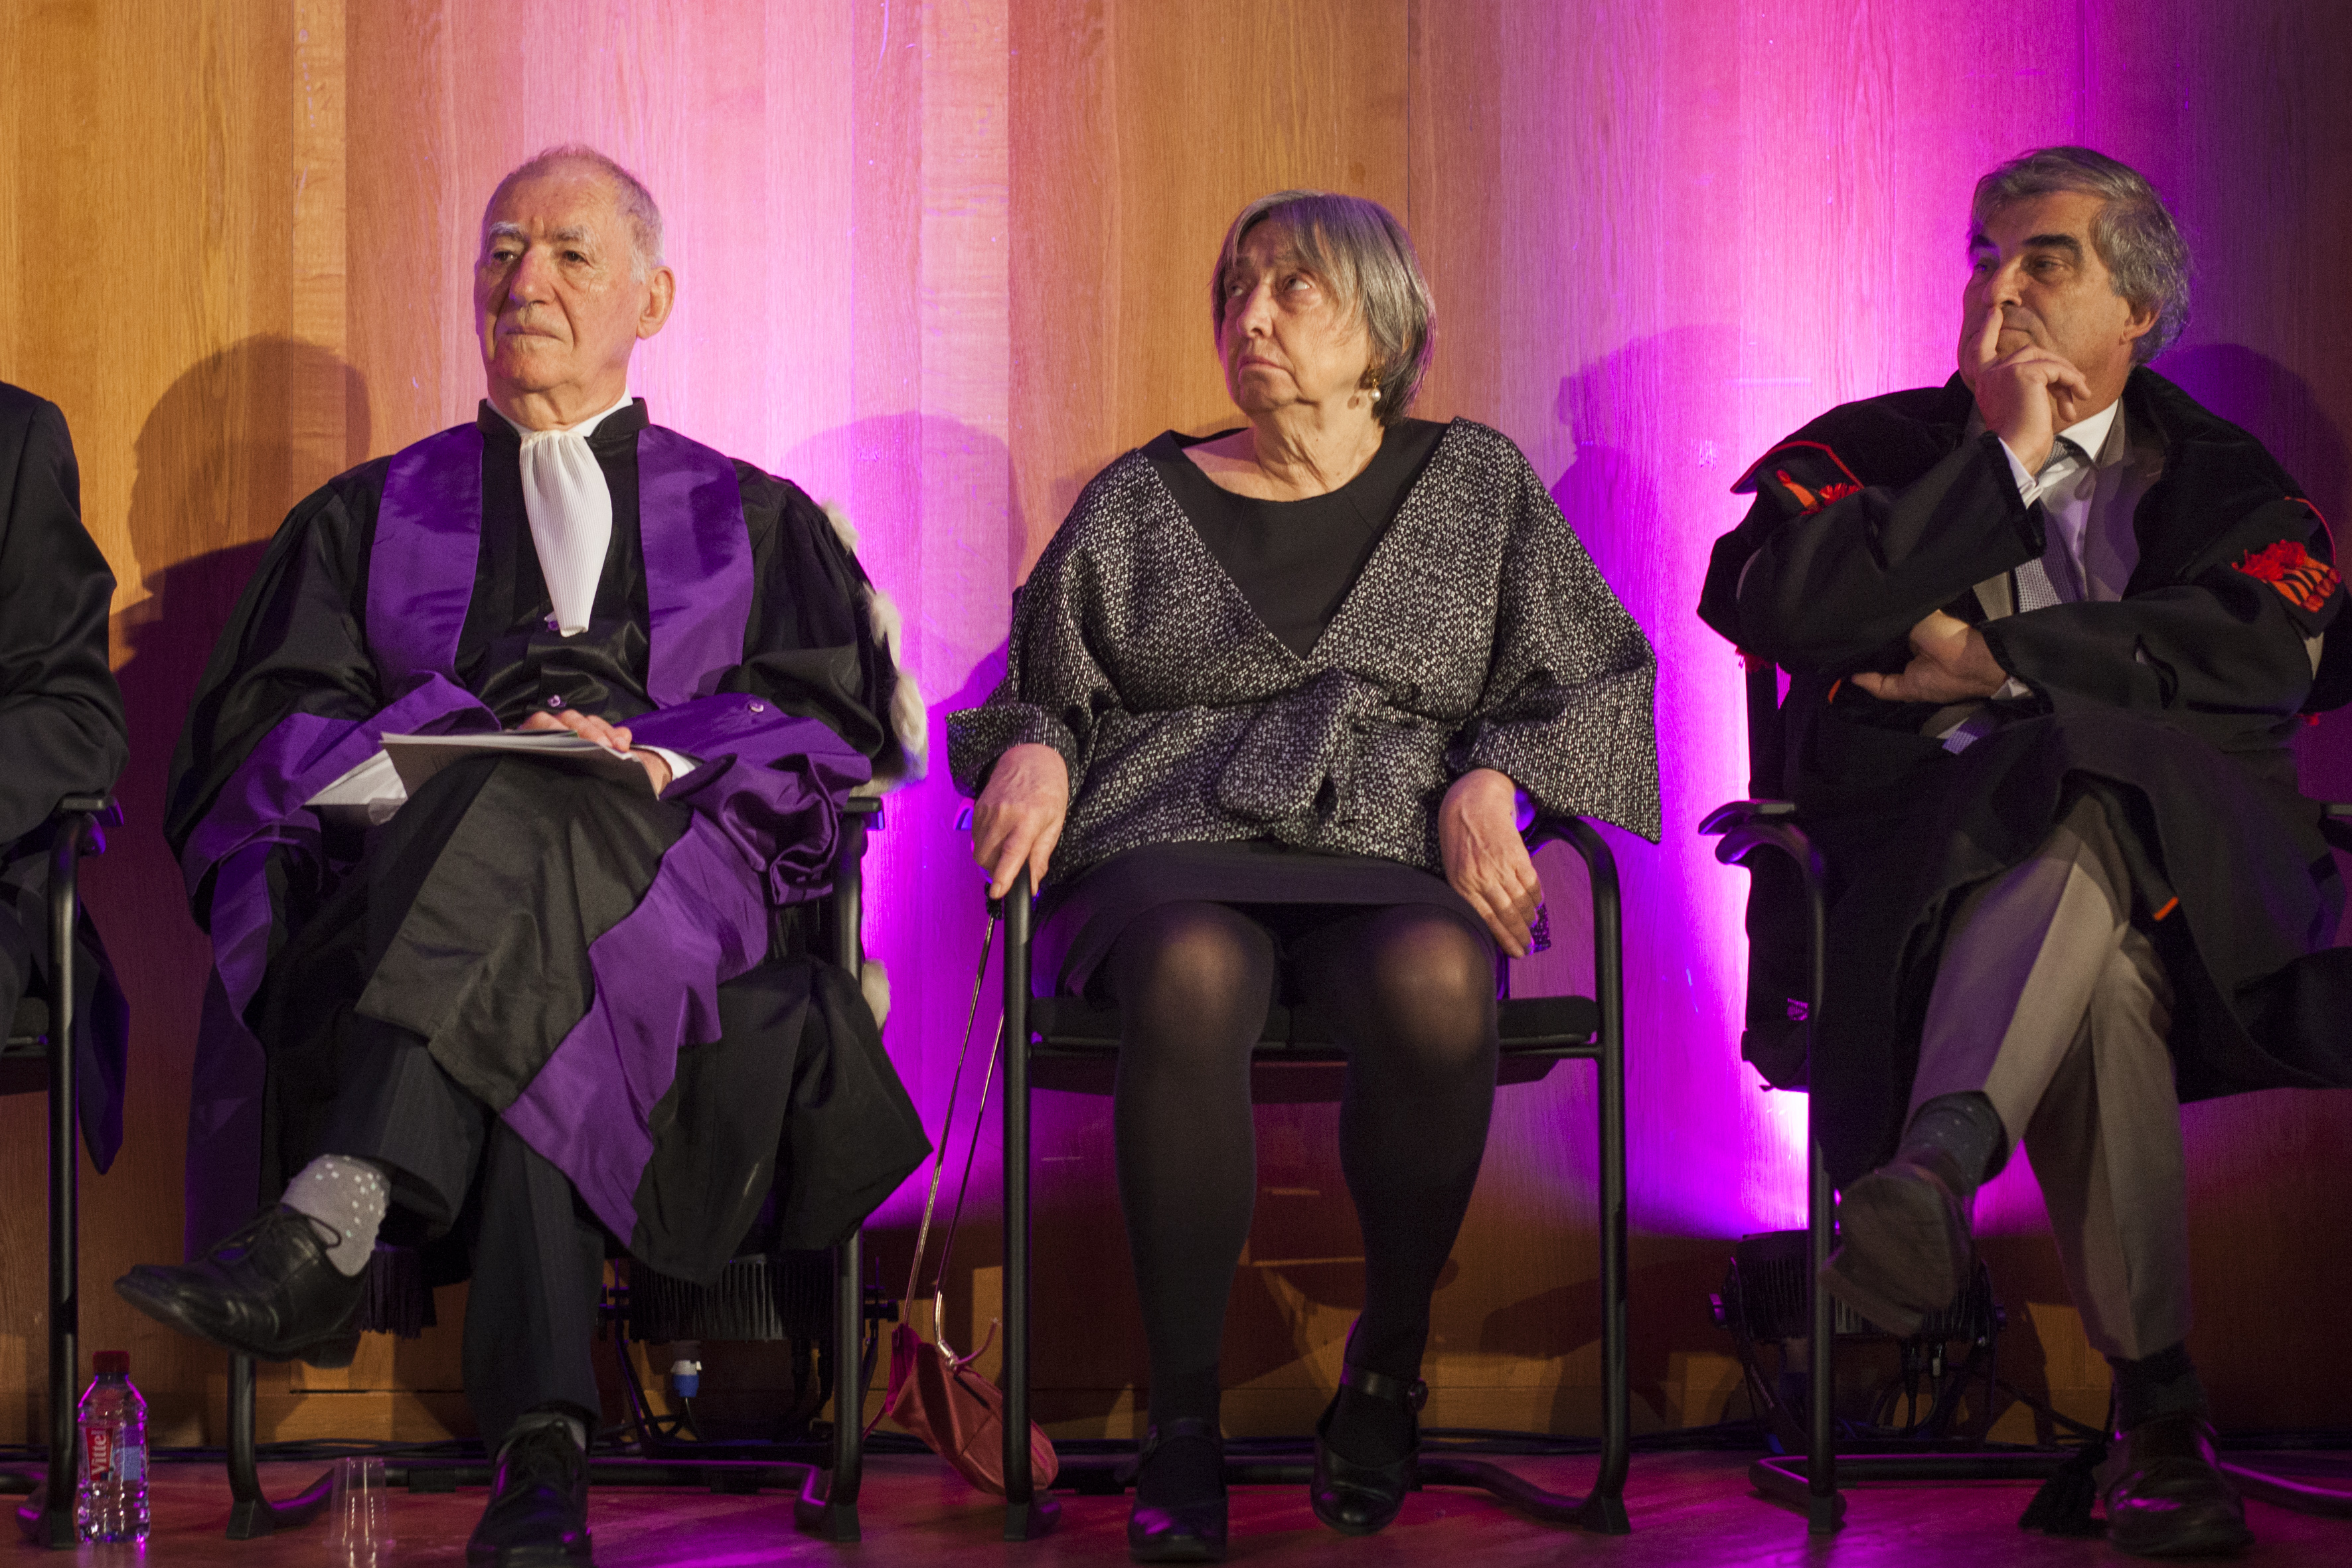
117, 147, 927, 1566
1701, 146, 2352, 1557
0, 380, 129, 1162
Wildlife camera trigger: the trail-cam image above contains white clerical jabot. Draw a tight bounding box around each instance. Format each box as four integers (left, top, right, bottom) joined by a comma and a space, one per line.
501, 390, 635, 636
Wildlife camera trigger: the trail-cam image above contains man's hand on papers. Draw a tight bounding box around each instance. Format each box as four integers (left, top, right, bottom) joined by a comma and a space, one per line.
1850, 610, 2010, 704
516, 708, 672, 792
1960, 298, 2092, 475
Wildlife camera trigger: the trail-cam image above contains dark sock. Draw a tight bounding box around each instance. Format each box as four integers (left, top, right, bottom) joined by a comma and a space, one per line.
1324, 1379, 1415, 1466
2110, 1342, 2206, 1433
1899, 1091, 2009, 1203
499, 1405, 589, 1457
1137, 1373, 1225, 1507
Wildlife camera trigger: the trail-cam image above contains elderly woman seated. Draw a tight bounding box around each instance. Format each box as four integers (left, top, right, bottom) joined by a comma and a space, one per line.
949, 190, 1660, 1561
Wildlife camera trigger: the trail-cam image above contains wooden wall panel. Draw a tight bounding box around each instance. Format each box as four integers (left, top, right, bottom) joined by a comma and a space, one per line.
1010, 0, 1409, 563
3, 0, 2350, 1454
0, 0, 316, 1444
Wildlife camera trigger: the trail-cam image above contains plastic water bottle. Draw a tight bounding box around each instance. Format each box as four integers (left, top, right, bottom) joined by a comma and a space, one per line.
75, 1350, 149, 1543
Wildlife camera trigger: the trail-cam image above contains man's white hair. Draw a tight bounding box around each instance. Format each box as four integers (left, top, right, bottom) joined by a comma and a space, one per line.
485, 144, 665, 279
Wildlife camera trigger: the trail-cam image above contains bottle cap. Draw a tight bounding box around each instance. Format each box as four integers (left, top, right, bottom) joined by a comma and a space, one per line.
93, 1351, 129, 1375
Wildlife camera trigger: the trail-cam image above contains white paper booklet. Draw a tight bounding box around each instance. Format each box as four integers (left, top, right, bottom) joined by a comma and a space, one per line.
305, 732, 652, 828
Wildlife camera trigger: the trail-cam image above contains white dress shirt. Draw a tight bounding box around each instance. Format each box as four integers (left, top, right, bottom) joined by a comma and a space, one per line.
1994, 396, 2139, 604
1938, 399, 2154, 749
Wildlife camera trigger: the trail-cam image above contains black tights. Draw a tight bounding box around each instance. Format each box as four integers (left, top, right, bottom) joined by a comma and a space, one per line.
1106, 900, 1498, 1481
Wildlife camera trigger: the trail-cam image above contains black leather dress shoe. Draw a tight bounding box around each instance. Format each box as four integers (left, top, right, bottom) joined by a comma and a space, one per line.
468, 1419, 593, 1565
2099, 1413, 2252, 1558
1818, 1149, 1973, 1336
114, 1206, 365, 1364
1310, 1366, 1422, 1536
1126, 1418, 1227, 1563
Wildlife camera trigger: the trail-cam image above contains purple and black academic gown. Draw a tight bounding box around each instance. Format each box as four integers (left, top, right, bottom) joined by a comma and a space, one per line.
165, 401, 927, 1280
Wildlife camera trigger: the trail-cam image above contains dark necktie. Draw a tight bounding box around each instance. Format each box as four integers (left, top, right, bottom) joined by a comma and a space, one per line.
2012, 436, 2090, 611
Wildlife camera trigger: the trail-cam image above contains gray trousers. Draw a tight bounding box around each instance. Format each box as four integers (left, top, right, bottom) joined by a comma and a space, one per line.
323, 1019, 607, 1448
1907, 795, 2187, 1362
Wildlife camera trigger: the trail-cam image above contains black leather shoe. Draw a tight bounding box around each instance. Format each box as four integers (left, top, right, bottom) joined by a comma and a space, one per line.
114, 1206, 365, 1363
467, 1417, 593, 1565
1310, 1366, 1422, 1536
1126, 1417, 1227, 1563
1818, 1150, 1973, 1336
2099, 1413, 2253, 1558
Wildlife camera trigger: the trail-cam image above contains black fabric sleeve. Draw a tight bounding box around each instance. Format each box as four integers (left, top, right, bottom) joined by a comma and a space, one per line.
1981, 495, 2342, 722
0, 393, 127, 845
1707, 433, 2040, 674
163, 471, 385, 874
730, 471, 905, 776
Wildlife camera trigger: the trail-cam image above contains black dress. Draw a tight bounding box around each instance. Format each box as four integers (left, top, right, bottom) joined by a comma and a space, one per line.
1037, 420, 1484, 997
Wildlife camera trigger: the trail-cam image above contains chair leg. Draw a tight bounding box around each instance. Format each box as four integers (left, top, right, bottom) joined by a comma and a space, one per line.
223, 1354, 335, 1539
793, 1234, 866, 1542
21, 819, 83, 1549
998, 877, 1058, 1543
1803, 1132, 1843, 1531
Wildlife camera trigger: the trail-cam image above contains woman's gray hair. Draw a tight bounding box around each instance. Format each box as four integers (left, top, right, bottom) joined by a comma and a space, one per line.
1211, 191, 1435, 426
1970, 146, 2189, 364
485, 144, 666, 279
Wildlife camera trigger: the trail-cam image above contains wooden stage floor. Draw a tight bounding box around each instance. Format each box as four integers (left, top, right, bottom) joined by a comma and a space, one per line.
33, 1449, 2352, 1565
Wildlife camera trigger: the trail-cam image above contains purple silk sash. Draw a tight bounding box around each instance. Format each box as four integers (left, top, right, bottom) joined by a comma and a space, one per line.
185, 418, 773, 1253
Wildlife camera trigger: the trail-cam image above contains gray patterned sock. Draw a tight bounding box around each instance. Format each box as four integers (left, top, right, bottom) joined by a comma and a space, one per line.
279, 1154, 391, 1277
1899, 1091, 2009, 1205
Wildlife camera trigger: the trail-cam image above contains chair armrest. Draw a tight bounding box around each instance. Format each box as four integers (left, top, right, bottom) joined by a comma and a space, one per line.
1523, 814, 1620, 916
1518, 814, 1623, 1036
1697, 797, 1796, 835
50, 795, 118, 858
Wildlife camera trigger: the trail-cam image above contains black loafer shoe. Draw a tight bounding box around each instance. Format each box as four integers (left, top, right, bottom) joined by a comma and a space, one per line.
114, 1206, 365, 1363
1126, 1417, 1227, 1563
1818, 1150, 1973, 1336
2099, 1413, 2253, 1558
467, 1418, 593, 1566
1310, 1367, 1421, 1536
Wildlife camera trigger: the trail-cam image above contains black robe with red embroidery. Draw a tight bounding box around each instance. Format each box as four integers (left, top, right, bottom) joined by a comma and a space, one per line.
1699, 368, 2352, 1184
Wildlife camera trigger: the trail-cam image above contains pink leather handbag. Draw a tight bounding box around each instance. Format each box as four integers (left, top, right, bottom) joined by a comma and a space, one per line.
874, 915, 1060, 1492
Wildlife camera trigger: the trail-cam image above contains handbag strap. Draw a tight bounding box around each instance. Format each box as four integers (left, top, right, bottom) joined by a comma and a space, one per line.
901, 911, 999, 1311
927, 1008, 1005, 1354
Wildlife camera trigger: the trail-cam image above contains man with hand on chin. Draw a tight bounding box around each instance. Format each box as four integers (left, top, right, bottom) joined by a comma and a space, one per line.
121, 145, 926, 1566
1702, 146, 2352, 1557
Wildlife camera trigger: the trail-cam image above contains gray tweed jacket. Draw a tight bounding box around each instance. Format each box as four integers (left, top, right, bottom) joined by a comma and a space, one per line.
948, 418, 1662, 882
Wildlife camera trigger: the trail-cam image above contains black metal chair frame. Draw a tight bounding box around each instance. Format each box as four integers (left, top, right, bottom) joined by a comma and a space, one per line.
986, 814, 1632, 1542
3, 795, 110, 1549
1703, 655, 2352, 1533
220, 797, 885, 1543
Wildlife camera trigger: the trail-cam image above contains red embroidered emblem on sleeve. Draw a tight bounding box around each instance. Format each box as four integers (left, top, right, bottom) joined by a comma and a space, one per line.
2233, 540, 2343, 613
1774, 470, 1861, 514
